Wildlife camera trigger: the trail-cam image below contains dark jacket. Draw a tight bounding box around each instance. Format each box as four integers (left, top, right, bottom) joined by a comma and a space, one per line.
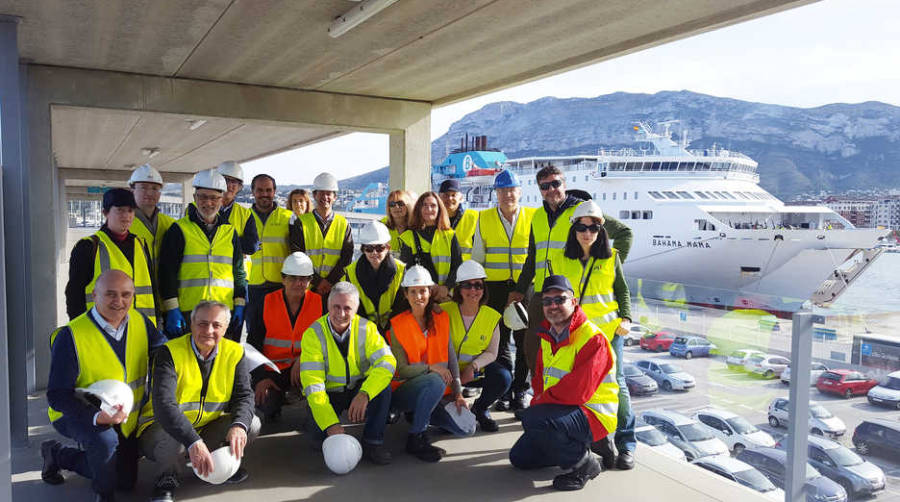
220, 202, 260, 256
398, 227, 462, 287
349, 256, 408, 328
288, 210, 354, 287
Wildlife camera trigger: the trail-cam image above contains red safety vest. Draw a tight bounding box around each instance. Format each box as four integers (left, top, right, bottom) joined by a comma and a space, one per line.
262, 289, 323, 370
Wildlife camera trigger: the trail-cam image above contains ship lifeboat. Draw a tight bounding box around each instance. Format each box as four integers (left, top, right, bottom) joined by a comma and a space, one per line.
467, 168, 501, 177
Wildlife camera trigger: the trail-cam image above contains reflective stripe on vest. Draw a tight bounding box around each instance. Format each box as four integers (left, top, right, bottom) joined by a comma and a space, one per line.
302, 315, 393, 393
531, 203, 581, 291
453, 209, 478, 262
344, 258, 405, 329
398, 229, 454, 285
249, 207, 292, 285
540, 318, 618, 433
441, 302, 500, 375
479, 206, 536, 282
137, 335, 243, 435
299, 212, 349, 277
262, 289, 323, 370
83, 232, 157, 326
175, 217, 236, 312
48, 310, 149, 437
389, 310, 450, 394
549, 249, 620, 341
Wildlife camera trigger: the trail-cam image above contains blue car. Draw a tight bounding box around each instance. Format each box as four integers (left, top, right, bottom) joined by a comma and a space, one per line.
669, 336, 716, 359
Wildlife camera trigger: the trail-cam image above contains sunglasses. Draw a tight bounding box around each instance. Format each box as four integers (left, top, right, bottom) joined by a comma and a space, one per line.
362, 244, 387, 253
388, 201, 406, 208
457, 281, 484, 290
538, 179, 563, 191
573, 223, 601, 233
541, 295, 571, 306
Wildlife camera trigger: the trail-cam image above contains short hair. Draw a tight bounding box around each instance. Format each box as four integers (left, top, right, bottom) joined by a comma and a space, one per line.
251, 173, 277, 191
191, 300, 231, 324
408, 192, 451, 231
328, 281, 360, 305
535, 165, 563, 183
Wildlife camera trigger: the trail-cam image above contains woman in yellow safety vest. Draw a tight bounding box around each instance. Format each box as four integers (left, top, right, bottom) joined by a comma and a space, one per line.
381, 189, 414, 259
398, 192, 462, 302
440, 260, 510, 433
343, 220, 407, 333
548, 199, 637, 469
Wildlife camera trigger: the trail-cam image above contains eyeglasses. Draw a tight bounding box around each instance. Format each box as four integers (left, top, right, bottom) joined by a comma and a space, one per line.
538, 179, 563, 191
457, 281, 484, 290
195, 194, 222, 203
573, 223, 601, 233
362, 244, 387, 253
388, 201, 406, 208
541, 295, 571, 306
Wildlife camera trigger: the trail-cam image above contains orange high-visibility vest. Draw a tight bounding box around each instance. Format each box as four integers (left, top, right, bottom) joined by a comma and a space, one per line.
262, 289, 323, 370
390, 310, 450, 395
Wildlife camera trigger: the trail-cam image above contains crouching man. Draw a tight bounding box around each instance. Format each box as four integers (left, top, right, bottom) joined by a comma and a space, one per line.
509, 275, 618, 491
138, 301, 260, 502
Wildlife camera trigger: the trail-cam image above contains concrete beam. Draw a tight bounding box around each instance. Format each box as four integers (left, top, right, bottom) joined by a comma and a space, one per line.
59, 167, 193, 184
389, 113, 431, 195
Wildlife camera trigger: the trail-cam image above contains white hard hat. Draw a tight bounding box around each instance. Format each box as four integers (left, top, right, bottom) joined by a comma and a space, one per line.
401, 265, 435, 288
313, 172, 339, 192
503, 301, 529, 331
192, 445, 241, 485
570, 200, 605, 224
77, 379, 134, 416
322, 434, 362, 475
216, 160, 244, 183
455, 260, 486, 283
192, 169, 227, 192
359, 220, 391, 245
128, 164, 163, 187
442, 401, 476, 435
282, 252, 314, 276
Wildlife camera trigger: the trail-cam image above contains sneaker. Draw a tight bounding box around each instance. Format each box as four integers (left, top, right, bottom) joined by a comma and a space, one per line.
224, 467, 249, 484
616, 450, 635, 470
493, 400, 511, 412
590, 436, 617, 470
475, 411, 499, 433
151, 474, 178, 502
362, 441, 392, 465
40, 440, 64, 485
405, 432, 445, 463
552, 454, 602, 491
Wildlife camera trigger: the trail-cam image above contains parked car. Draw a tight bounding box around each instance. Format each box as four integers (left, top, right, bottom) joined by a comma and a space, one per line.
692, 407, 775, 454
866, 370, 900, 409
635, 359, 695, 391
623, 323, 651, 346
776, 435, 885, 499
736, 447, 848, 502
634, 418, 686, 461
816, 370, 879, 399
692, 455, 784, 501
781, 362, 829, 386
640, 330, 676, 352
852, 419, 900, 459
726, 349, 765, 370
745, 353, 791, 378
767, 398, 846, 438
669, 336, 716, 359
623, 363, 658, 396
640, 409, 729, 460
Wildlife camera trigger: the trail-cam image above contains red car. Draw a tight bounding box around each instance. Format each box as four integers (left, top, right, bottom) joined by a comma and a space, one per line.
640, 331, 676, 352
816, 369, 879, 398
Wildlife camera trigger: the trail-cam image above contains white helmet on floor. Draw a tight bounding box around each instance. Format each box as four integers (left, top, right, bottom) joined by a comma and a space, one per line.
322, 434, 362, 475
128, 164, 163, 187
503, 301, 528, 331
282, 252, 314, 276
359, 220, 391, 245
570, 200, 605, 224
192, 169, 227, 192
401, 265, 435, 287
77, 379, 134, 416
216, 160, 244, 183
193, 445, 242, 484
313, 172, 339, 192
456, 260, 486, 283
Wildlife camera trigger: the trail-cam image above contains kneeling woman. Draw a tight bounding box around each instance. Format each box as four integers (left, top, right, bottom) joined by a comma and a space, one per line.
389, 265, 472, 463
440, 260, 510, 432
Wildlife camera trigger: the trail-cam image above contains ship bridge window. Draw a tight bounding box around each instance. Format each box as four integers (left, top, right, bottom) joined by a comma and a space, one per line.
634, 191, 639, 199
619, 210, 630, 219
750, 193, 762, 199
696, 219, 716, 231
623, 192, 628, 200
736, 192, 749, 199
722, 192, 736, 200
676, 191, 694, 199
650, 162, 661, 171
643, 211, 654, 219
695, 191, 710, 199
713, 191, 727, 198
631, 210, 642, 219
648, 191, 664, 200
662, 191, 678, 199
706, 191, 720, 199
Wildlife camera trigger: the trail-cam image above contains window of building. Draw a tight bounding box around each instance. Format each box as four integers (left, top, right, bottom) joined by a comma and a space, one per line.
634, 191, 639, 199
623, 192, 628, 200
585, 175, 590, 182
572, 176, 577, 182
612, 192, 617, 200
676, 191, 694, 199
602, 193, 607, 201
619, 210, 630, 219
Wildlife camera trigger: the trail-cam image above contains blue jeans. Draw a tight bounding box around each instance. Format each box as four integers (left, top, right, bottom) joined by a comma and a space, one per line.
391, 372, 446, 434
52, 415, 138, 496
309, 387, 392, 444
612, 334, 636, 453
465, 362, 512, 414
509, 404, 593, 470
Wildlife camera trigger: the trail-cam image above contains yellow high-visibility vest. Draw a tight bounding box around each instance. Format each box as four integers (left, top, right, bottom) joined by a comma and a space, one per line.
344, 258, 405, 330
175, 217, 235, 312
298, 212, 349, 278
479, 206, 536, 282
440, 302, 501, 374
531, 202, 581, 291
398, 229, 455, 285
129, 210, 175, 266
380, 216, 403, 255
226, 203, 253, 238
83, 231, 156, 325
453, 209, 478, 262
249, 207, 292, 285
549, 249, 620, 341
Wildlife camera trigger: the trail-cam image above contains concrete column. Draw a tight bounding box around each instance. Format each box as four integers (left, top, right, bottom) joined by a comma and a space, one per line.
182, 179, 194, 207
389, 111, 431, 195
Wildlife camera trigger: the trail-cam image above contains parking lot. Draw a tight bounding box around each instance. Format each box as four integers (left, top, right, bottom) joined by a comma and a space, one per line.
622, 344, 900, 501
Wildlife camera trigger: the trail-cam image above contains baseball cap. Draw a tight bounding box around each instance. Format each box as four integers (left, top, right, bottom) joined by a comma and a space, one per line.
438, 179, 461, 193
541, 275, 574, 295
102, 188, 137, 211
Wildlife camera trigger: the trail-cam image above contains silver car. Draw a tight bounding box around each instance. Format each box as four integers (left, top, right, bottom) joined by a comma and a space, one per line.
693, 455, 785, 501
781, 362, 829, 386
799, 435, 886, 498
726, 349, 765, 370
623, 323, 650, 346
693, 407, 775, 454
767, 398, 846, 438
635, 359, 695, 391
745, 353, 790, 378
641, 409, 730, 460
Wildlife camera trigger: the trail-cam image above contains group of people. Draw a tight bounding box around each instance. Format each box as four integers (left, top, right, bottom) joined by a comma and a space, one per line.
48, 159, 638, 501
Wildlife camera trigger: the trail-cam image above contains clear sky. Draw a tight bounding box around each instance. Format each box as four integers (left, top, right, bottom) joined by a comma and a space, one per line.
245, 0, 900, 186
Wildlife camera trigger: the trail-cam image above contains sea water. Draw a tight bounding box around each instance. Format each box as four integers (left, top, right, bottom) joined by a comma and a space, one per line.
825, 252, 900, 314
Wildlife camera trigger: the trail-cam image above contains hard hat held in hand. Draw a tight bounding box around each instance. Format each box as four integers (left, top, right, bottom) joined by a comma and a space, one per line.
570, 200, 605, 224
77, 379, 134, 416
216, 160, 244, 183
312, 172, 339, 192
401, 265, 435, 288
503, 301, 529, 331
192, 169, 227, 192
128, 164, 163, 187
282, 252, 314, 276
322, 434, 362, 475
456, 260, 486, 283
192, 446, 241, 484
359, 220, 391, 245
493, 169, 520, 189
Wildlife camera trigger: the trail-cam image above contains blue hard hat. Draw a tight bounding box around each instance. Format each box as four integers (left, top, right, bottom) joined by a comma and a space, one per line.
493, 169, 520, 189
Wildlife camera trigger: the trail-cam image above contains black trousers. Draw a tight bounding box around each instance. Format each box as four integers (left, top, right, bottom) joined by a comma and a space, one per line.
485, 280, 530, 395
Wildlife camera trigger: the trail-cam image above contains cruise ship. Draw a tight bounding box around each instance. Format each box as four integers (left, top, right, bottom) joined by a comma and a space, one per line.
431, 123, 889, 314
